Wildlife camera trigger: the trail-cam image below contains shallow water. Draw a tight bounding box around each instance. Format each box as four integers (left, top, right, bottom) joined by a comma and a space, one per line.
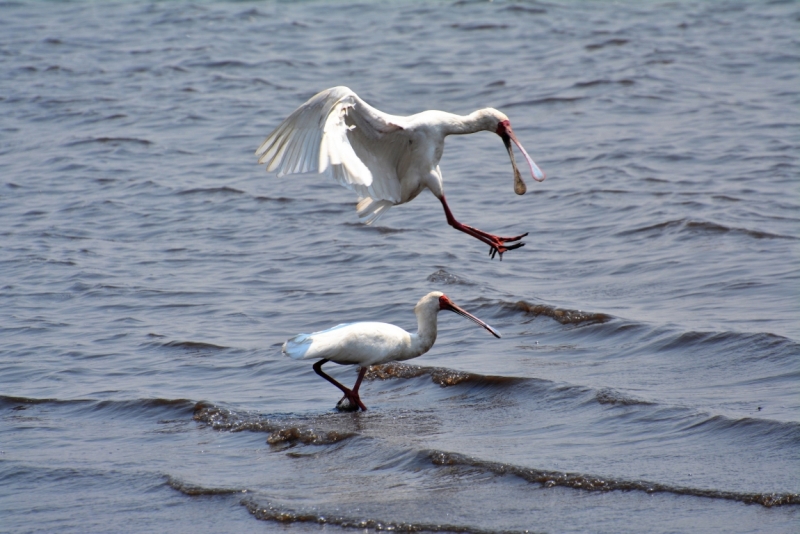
1, 1, 799, 532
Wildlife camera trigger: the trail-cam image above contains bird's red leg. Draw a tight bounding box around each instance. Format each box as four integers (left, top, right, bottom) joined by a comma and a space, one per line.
312, 359, 367, 411
349, 367, 368, 411
439, 195, 527, 259
312, 359, 350, 395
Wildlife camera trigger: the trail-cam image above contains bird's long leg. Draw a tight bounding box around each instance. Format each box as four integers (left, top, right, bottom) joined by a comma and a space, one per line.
349, 367, 368, 411
312, 359, 367, 411
439, 195, 527, 259
351, 367, 367, 396
312, 359, 350, 395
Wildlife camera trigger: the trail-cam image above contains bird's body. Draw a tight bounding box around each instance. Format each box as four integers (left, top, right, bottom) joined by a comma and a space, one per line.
282, 291, 500, 411
284, 322, 418, 367
256, 87, 545, 258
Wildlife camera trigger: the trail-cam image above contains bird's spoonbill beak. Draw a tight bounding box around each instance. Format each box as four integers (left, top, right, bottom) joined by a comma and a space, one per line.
439, 295, 501, 338
497, 119, 546, 195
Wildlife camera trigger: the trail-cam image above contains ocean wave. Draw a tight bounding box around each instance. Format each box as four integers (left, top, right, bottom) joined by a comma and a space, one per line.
343, 222, 409, 234
618, 218, 796, 240
427, 451, 799, 508
254, 195, 294, 204
65, 136, 153, 147
426, 269, 475, 286
504, 300, 612, 325
573, 79, 635, 88
176, 186, 244, 196
364, 362, 524, 388
642, 329, 799, 364
501, 5, 547, 14
192, 402, 355, 445
594, 388, 653, 406
165, 476, 247, 497
245, 355, 798, 447
0, 394, 69, 408
449, 23, 511, 31
681, 413, 800, 445
242, 498, 530, 534
161, 340, 230, 351
503, 96, 585, 108
0, 395, 196, 416
585, 38, 630, 51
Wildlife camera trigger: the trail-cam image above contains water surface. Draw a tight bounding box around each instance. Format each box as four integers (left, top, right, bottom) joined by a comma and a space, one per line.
1, 1, 799, 532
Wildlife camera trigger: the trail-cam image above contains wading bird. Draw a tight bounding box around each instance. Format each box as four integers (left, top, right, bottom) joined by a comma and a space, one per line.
256, 86, 545, 259
282, 291, 501, 411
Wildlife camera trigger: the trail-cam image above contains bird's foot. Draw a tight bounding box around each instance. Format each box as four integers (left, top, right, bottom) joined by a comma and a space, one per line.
460, 224, 528, 260
484, 232, 527, 260
335, 396, 358, 411
493, 231, 529, 244
440, 197, 528, 260
336, 392, 367, 412
489, 240, 525, 260
463, 224, 527, 244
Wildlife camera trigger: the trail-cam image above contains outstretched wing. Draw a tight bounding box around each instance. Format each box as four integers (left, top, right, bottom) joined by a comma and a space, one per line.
255, 86, 411, 223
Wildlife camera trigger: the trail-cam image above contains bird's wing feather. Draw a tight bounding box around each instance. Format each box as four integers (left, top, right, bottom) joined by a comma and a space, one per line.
256, 87, 411, 212
282, 322, 412, 366
343, 93, 411, 206
282, 323, 350, 360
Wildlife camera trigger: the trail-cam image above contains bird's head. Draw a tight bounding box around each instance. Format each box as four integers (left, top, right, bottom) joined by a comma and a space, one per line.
486, 109, 546, 195
436, 293, 501, 338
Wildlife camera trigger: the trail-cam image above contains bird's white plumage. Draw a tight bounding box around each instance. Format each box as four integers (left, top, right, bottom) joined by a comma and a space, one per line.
283, 321, 413, 367
256, 86, 545, 240
282, 291, 501, 368
282, 292, 501, 411
256, 86, 409, 222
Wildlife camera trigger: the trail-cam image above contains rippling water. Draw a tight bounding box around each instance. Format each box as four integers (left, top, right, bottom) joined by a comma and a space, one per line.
2, 1, 799, 532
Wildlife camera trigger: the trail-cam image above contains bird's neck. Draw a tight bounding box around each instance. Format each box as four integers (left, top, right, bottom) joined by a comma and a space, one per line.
406, 307, 439, 359
442, 109, 497, 136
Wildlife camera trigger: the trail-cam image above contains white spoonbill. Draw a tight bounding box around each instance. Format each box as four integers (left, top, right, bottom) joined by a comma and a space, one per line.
256, 86, 546, 259
282, 291, 501, 411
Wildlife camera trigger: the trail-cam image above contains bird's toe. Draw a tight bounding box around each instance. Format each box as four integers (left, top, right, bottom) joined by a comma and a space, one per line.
502, 232, 528, 242
489, 240, 525, 260
335, 396, 359, 412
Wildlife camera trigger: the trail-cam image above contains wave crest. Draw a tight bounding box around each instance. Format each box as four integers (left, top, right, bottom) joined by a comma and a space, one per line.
428, 451, 800, 508
242, 499, 526, 533
166, 476, 246, 496
192, 402, 354, 445
509, 301, 611, 325
365, 362, 523, 388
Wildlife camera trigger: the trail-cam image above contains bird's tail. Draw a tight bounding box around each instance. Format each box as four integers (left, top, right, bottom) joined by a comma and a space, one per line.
282, 334, 313, 360
356, 198, 393, 225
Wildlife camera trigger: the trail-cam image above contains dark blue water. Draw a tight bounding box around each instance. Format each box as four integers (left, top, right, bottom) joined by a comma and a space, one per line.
1, 1, 798, 532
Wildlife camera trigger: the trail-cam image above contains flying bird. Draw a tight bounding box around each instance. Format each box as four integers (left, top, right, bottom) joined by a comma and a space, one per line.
282, 291, 501, 411
255, 86, 545, 259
